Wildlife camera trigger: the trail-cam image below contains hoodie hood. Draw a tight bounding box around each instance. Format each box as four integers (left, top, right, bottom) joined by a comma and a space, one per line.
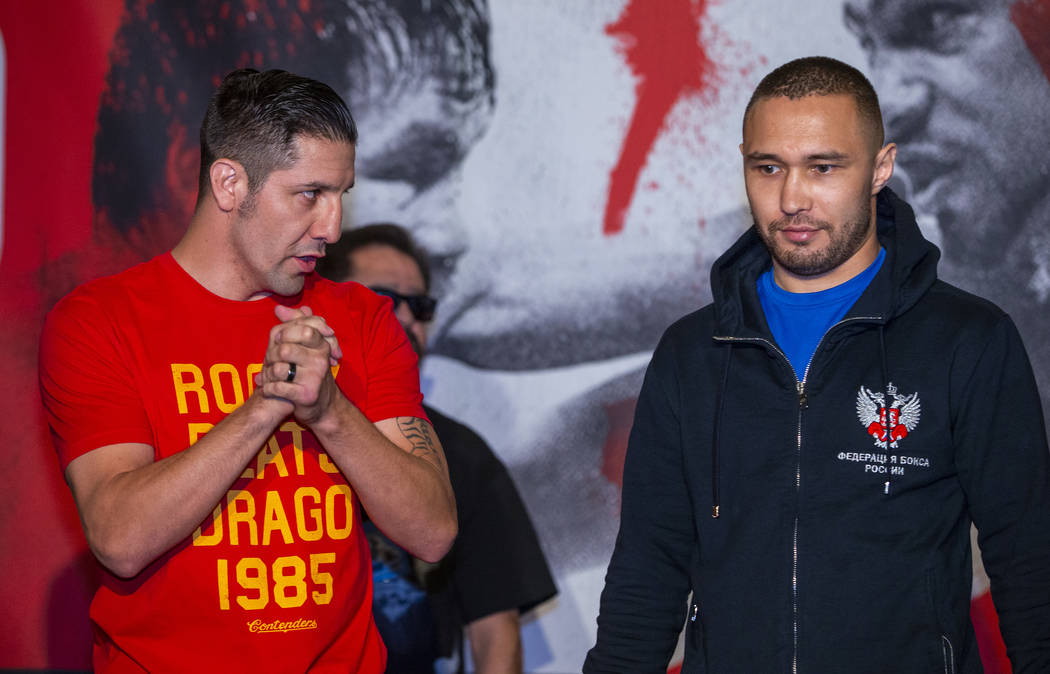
709, 187, 941, 337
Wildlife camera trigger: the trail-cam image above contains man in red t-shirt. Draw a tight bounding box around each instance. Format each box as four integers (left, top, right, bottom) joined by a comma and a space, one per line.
38, 68, 457, 672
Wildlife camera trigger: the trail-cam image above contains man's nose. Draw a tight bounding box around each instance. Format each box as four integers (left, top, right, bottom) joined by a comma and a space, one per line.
348, 176, 469, 270
871, 51, 934, 142
314, 196, 343, 244
780, 170, 811, 216
394, 301, 416, 331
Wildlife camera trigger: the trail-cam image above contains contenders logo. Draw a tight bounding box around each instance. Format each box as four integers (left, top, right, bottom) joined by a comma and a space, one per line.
856, 382, 921, 449
248, 618, 319, 634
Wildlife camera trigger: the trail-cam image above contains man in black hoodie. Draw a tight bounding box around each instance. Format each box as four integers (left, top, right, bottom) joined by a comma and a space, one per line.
585, 56, 1050, 673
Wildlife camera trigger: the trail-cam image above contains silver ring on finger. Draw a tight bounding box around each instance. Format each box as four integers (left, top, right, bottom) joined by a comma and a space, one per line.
285, 362, 297, 383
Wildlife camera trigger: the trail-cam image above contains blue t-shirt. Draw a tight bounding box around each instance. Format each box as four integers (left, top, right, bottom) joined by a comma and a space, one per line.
757, 248, 885, 380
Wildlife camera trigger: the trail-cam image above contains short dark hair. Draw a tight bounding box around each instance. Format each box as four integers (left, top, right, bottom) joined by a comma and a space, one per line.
744, 56, 885, 150
198, 69, 357, 205
318, 223, 431, 291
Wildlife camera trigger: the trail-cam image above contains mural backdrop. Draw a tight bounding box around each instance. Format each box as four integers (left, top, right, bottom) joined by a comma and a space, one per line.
2, 0, 1047, 671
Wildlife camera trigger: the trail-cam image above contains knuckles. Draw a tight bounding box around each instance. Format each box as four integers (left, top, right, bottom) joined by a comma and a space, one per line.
260, 312, 338, 417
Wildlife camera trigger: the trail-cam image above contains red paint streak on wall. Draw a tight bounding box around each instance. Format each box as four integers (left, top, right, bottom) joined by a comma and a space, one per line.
1011, 0, 1050, 81
603, 0, 714, 235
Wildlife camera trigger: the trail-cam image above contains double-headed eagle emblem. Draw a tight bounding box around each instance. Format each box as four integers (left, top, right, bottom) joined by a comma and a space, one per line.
856, 383, 921, 449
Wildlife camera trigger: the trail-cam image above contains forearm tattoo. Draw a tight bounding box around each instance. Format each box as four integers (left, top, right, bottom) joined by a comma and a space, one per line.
397, 417, 444, 470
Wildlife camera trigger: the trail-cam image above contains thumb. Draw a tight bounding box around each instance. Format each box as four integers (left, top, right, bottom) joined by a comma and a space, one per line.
274, 304, 310, 322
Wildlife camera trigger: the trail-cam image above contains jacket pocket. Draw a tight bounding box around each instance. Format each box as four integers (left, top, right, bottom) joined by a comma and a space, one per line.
682, 600, 708, 674
924, 569, 955, 674
940, 634, 955, 674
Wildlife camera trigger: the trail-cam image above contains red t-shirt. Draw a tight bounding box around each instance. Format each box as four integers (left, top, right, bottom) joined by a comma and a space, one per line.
39, 253, 426, 673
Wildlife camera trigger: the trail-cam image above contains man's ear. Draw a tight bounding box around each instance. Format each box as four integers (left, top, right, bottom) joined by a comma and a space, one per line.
871, 143, 897, 195
208, 158, 249, 212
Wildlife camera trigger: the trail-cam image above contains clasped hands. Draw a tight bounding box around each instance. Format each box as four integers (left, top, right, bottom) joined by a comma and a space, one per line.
254, 304, 343, 425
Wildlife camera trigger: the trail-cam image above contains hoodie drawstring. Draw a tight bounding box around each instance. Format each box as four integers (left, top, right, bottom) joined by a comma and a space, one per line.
878, 325, 894, 495
712, 343, 733, 518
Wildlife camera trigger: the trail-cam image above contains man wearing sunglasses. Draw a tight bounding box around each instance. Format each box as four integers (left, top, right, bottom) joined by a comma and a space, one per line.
319, 223, 556, 674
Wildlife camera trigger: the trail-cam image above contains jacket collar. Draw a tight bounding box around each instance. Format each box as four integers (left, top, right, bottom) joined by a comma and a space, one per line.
710, 187, 940, 338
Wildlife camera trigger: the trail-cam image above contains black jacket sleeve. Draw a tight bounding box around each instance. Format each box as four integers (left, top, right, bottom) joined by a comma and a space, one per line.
953, 314, 1050, 673
584, 331, 695, 673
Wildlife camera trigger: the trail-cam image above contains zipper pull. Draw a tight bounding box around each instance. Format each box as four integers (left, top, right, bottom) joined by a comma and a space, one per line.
797, 381, 808, 410
690, 603, 699, 622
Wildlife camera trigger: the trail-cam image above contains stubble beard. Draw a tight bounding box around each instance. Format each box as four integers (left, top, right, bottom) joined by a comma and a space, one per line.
757, 200, 872, 277
268, 270, 307, 298
231, 201, 307, 299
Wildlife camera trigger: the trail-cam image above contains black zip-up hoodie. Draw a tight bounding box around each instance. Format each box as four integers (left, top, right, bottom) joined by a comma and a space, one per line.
585, 189, 1050, 673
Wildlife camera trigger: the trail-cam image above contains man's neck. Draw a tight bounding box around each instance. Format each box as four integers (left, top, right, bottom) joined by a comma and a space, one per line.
171, 213, 260, 301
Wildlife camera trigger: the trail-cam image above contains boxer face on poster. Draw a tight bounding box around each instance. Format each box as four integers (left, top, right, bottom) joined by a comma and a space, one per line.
843, 0, 1050, 267
343, 0, 494, 303
347, 4, 738, 372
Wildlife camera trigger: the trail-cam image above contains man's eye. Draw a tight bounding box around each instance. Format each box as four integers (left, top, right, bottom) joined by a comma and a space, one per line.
814, 164, 834, 174
302, 190, 318, 200
758, 165, 778, 175
919, 5, 967, 36
890, 3, 978, 51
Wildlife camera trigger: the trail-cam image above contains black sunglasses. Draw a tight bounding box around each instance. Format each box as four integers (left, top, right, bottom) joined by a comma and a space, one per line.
369, 287, 438, 322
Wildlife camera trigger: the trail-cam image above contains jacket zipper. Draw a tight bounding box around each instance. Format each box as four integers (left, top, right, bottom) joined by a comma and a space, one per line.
715, 316, 879, 674
794, 382, 804, 674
